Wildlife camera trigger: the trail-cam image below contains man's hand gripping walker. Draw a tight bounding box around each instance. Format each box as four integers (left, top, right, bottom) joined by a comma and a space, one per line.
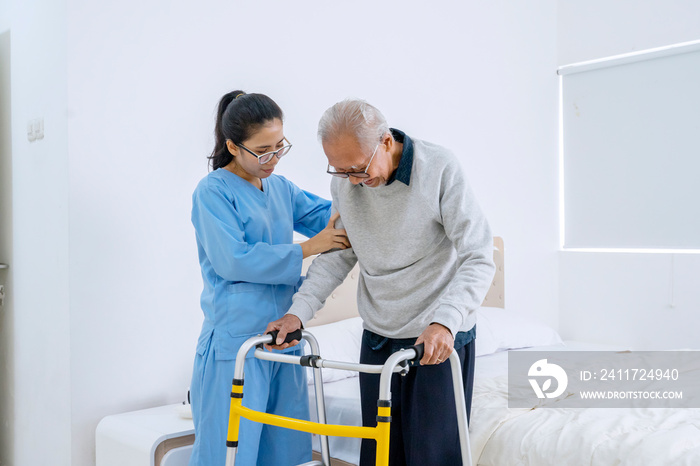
225, 329, 473, 466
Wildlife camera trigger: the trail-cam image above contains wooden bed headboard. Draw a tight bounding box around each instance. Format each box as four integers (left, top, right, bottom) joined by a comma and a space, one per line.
481, 236, 505, 309
304, 236, 505, 327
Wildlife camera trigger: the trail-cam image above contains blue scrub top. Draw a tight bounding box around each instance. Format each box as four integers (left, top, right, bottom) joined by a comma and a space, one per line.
191, 168, 331, 360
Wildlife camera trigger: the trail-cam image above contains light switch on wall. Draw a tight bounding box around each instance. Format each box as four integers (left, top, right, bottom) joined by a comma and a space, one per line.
27, 118, 44, 142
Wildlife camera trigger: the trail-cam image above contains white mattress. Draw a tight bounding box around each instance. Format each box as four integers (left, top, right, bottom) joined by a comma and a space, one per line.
308, 341, 700, 465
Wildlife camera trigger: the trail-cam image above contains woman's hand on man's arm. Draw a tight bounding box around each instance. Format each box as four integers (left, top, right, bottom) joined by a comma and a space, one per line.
301, 211, 350, 258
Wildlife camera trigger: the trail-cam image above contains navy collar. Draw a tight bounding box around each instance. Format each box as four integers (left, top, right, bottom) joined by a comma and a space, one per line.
386, 128, 413, 186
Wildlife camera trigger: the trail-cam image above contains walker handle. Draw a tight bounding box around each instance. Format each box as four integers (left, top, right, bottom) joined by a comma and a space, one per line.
266, 328, 303, 345
408, 343, 425, 363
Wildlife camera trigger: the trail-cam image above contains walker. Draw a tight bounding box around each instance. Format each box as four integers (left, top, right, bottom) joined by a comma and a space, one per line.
225, 329, 473, 466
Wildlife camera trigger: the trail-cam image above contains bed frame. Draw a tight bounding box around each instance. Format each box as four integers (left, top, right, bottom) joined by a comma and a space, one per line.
305, 236, 505, 328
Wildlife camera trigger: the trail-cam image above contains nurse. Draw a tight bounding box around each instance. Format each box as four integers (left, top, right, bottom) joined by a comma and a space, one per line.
189, 90, 349, 466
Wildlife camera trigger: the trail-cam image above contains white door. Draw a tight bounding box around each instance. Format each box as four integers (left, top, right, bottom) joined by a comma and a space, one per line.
0, 28, 14, 466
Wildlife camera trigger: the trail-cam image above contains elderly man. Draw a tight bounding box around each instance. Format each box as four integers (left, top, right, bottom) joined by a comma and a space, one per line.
267, 99, 495, 465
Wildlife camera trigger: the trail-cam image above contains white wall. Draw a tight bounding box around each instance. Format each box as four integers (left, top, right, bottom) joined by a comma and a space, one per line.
8, 0, 72, 465
557, 0, 700, 65
5, 1, 559, 465
557, 1, 700, 349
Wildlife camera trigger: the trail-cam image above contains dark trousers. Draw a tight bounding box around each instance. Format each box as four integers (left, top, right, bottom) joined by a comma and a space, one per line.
358, 329, 476, 466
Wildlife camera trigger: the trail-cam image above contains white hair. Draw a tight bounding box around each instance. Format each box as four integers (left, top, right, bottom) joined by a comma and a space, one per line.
317, 99, 390, 153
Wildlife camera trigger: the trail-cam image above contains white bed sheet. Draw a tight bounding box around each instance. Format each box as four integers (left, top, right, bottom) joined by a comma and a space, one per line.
308, 341, 700, 466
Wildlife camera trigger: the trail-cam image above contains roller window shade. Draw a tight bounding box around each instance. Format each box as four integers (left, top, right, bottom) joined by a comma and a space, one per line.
561, 44, 700, 250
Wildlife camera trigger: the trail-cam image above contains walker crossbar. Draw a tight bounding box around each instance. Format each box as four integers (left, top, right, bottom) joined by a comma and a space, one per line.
253, 348, 410, 375
225, 330, 472, 466
232, 404, 380, 439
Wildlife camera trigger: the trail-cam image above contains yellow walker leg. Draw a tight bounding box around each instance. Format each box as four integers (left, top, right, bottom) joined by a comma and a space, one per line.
374, 403, 392, 466
225, 379, 244, 466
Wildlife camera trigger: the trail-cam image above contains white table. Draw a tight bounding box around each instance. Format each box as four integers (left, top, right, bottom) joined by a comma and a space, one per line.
96, 404, 194, 466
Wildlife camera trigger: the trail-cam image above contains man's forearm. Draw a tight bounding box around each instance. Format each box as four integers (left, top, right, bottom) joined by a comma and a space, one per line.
433, 246, 495, 336
287, 247, 358, 325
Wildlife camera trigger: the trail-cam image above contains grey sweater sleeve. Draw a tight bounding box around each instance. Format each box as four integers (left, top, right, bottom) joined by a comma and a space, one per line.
429, 156, 496, 336
286, 211, 358, 326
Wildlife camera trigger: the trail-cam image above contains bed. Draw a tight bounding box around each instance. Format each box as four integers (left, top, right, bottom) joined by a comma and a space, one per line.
301, 238, 700, 465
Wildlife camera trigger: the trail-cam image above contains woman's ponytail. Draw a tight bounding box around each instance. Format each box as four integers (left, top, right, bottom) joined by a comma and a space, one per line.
209, 90, 244, 170
207, 90, 283, 171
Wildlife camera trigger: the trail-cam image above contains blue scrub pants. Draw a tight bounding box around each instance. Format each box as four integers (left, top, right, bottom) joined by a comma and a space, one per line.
189, 332, 312, 466
358, 329, 476, 466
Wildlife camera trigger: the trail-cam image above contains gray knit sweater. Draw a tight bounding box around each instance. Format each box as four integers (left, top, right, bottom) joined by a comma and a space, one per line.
288, 135, 495, 339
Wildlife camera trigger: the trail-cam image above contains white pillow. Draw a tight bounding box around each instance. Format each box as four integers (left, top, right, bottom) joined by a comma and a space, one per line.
303, 317, 363, 384
476, 307, 562, 356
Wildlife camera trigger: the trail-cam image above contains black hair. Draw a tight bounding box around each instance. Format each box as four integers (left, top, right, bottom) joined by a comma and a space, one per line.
208, 90, 284, 170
